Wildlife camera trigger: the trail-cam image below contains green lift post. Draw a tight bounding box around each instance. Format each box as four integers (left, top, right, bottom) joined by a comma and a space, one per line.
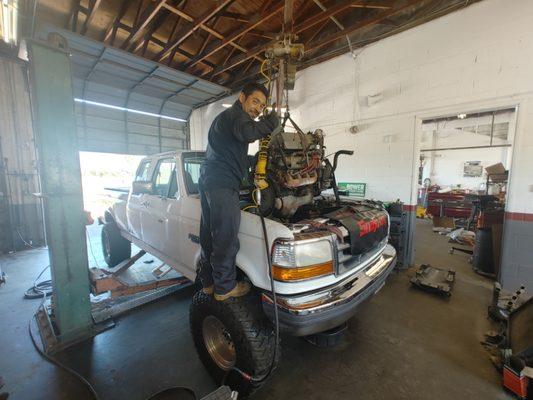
22, 37, 94, 347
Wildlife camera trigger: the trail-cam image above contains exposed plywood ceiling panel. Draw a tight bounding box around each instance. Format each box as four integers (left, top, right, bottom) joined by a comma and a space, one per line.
25, 0, 482, 95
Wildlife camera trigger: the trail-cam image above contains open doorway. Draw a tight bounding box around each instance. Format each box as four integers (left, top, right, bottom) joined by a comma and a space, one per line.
79, 151, 144, 267
414, 107, 517, 281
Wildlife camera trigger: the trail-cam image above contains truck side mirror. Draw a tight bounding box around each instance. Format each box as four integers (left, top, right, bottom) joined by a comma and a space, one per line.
132, 181, 154, 195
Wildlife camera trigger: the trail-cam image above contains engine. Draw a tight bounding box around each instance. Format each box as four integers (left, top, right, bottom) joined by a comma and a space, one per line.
252, 128, 336, 219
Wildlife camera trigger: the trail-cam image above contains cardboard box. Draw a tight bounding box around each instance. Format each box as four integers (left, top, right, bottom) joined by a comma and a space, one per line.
486, 163, 509, 182
486, 163, 506, 175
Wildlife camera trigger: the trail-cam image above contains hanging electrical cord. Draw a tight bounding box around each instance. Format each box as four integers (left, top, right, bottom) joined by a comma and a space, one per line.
28, 319, 101, 400
24, 264, 52, 299
28, 275, 101, 400
17, 228, 35, 248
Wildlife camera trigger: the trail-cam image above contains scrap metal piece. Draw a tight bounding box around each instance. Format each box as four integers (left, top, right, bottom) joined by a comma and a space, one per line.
410, 264, 455, 296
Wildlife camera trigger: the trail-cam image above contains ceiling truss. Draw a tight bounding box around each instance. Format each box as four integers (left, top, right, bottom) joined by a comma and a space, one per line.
55, 0, 480, 91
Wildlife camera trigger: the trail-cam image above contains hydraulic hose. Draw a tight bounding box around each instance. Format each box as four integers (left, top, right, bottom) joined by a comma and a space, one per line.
254, 136, 270, 190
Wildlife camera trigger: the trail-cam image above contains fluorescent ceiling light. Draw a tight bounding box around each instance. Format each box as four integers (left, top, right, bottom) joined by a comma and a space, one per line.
74, 98, 187, 122
222, 103, 232, 108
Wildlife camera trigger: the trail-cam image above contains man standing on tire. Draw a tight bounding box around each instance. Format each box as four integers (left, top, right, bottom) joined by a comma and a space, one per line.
199, 83, 279, 301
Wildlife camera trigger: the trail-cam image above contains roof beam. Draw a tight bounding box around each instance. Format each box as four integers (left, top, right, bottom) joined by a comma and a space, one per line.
294, 0, 359, 34
283, 0, 295, 34
160, 2, 264, 64
351, 3, 391, 10
103, 0, 132, 44
312, 0, 344, 31
218, 11, 249, 23
211, 0, 367, 77
130, 0, 189, 57
304, 19, 331, 45
155, 0, 236, 62
247, 29, 276, 40
121, 0, 169, 50
80, 0, 104, 35
294, 0, 315, 24
195, 16, 222, 59
165, 5, 189, 66
259, 0, 276, 15
131, 2, 183, 53
305, 0, 423, 53
110, 20, 218, 71
69, 0, 82, 32
185, 4, 283, 70
204, 35, 245, 78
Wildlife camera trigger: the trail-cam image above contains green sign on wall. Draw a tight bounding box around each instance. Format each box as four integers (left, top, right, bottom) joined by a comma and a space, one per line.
338, 182, 366, 197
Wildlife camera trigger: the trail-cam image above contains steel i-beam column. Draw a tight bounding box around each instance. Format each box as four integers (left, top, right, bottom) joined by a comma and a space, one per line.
24, 39, 93, 343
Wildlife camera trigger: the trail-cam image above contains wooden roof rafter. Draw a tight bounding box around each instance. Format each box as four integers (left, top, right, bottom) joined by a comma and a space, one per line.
228, 0, 430, 87
155, 1, 264, 64
185, 2, 284, 71
211, 0, 367, 78
155, 0, 236, 62
120, 0, 170, 50
39, 0, 482, 91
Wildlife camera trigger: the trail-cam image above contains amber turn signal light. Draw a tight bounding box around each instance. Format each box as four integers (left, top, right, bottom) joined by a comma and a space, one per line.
272, 261, 334, 282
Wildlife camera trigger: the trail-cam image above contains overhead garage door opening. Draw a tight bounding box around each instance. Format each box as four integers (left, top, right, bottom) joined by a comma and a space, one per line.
416, 107, 517, 281
79, 151, 144, 267
79, 151, 144, 219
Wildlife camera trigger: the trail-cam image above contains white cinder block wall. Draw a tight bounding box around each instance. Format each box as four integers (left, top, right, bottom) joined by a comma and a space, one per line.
189, 0, 533, 290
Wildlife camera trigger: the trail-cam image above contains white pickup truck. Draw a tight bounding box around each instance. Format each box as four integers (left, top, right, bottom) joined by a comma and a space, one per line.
103, 149, 396, 395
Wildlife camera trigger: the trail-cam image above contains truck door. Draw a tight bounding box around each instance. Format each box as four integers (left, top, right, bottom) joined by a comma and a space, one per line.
127, 159, 153, 239
140, 157, 177, 251
174, 153, 203, 276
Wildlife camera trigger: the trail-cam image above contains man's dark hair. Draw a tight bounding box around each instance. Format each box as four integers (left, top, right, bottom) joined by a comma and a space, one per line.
241, 82, 269, 100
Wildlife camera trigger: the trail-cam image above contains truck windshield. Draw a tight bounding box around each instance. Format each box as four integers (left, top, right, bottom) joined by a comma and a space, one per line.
183, 152, 205, 195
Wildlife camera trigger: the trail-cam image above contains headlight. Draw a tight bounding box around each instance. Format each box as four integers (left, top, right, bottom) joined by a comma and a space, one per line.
271, 239, 334, 282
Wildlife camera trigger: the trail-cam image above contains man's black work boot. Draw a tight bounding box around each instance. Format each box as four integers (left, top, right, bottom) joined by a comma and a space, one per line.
214, 281, 251, 301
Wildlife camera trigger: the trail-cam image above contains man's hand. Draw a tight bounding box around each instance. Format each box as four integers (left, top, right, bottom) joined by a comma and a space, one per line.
260, 110, 280, 132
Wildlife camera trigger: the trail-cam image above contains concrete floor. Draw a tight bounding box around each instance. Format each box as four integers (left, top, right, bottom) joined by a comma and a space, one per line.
0, 219, 512, 399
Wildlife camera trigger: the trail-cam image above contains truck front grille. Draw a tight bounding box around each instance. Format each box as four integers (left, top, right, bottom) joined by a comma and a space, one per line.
336, 238, 388, 276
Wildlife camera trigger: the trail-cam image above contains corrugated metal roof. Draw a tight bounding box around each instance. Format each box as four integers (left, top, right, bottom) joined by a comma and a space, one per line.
37, 25, 230, 124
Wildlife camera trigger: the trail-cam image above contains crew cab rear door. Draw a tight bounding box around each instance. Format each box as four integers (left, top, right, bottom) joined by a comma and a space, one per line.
127, 158, 154, 239
140, 156, 177, 251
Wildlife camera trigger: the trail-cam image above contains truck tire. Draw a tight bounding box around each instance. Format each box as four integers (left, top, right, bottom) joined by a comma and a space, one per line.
101, 222, 131, 267
190, 290, 279, 397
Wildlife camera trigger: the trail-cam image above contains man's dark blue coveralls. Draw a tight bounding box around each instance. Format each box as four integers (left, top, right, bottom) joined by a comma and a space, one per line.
198, 100, 277, 295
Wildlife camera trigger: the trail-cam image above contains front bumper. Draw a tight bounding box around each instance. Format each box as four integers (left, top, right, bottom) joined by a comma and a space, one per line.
262, 244, 396, 336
